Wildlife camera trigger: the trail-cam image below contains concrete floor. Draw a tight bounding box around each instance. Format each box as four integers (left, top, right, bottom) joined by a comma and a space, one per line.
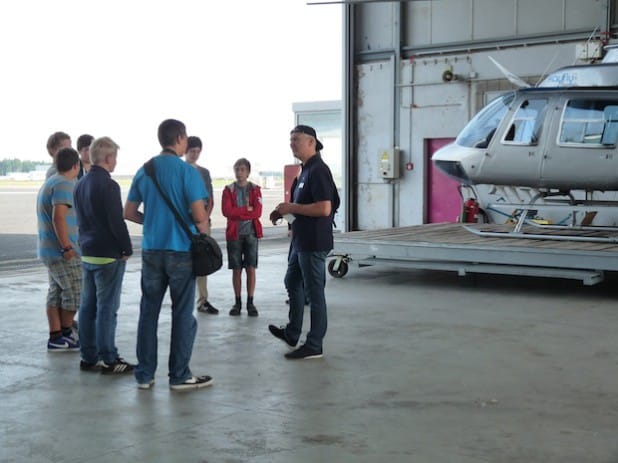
2, 233, 618, 462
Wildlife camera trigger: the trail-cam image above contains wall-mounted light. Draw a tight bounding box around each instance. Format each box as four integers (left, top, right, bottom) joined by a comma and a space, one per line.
442, 66, 458, 82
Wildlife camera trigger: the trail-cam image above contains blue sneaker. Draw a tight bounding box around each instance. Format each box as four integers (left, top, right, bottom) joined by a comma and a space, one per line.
65, 330, 79, 344
70, 326, 79, 342
47, 336, 80, 352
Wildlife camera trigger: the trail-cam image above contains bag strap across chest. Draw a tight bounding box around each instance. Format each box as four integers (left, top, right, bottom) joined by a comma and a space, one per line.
143, 159, 194, 240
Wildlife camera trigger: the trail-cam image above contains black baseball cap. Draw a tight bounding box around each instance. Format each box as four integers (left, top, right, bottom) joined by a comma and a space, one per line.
291, 125, 323, 151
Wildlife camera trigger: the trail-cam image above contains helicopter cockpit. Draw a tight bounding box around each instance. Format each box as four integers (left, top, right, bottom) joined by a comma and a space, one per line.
431, 92, 513, 185
456, 93, 514, 149
431, 53, 618, 238
433, 80, 618, 191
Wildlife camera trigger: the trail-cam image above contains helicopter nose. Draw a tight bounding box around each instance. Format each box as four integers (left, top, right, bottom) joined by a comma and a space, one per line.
433, 160, 470, 184
432, 143, 474, 184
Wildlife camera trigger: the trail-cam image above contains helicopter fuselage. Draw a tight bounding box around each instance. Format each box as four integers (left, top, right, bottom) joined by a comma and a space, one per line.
433, 84, 618, 191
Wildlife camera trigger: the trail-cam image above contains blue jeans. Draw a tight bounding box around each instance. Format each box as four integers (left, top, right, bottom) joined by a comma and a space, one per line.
284, 248, 328, 350
79, 259, 126, 364
135, 250, 197, 385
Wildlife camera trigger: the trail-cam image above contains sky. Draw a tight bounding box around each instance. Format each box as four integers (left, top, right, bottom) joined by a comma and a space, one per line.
0, 0, 342, 176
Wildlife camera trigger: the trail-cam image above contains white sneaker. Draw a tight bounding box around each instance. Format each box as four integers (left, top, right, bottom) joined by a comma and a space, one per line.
137, 379, 155, 390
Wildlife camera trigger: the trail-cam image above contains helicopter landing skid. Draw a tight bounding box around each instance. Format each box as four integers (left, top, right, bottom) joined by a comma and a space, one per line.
463, 222, 618, 243
524, 220, 618, 233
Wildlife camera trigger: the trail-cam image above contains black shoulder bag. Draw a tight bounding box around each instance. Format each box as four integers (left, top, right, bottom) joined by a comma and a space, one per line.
143, 159, 222, 276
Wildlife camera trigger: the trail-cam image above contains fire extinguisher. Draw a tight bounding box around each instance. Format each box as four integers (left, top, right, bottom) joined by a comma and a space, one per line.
463, 198, 480, 223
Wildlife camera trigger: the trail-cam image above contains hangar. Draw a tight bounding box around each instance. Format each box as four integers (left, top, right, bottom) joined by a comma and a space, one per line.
328, 0, 618, 284
341, 0, 616, 230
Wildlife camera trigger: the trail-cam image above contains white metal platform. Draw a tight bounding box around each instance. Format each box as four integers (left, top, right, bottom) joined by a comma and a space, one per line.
331, 223, 618, 285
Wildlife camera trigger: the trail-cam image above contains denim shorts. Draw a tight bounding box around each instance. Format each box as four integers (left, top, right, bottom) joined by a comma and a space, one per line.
226, 234, 258, 269
44, 257, 82, 311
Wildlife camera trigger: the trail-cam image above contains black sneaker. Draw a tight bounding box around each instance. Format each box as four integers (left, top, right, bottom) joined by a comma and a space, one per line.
229, 303, 241, 316
80, 360, 101, 372
198, 301, 219, 315
247, 303, 258, 317
268, 324, 297, 347
284, 344, 323, 360
100, 358, 135, 375
170, 375, 214, 391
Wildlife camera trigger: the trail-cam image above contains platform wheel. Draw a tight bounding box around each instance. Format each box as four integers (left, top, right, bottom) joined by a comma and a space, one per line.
328, 258, 349, 278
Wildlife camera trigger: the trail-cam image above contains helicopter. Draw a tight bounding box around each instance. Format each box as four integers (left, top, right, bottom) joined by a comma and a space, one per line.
432, 50, 618, 241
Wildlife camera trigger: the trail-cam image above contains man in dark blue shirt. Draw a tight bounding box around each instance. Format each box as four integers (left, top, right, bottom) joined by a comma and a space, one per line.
74, 136, 134, 374
268, 125, 337, 359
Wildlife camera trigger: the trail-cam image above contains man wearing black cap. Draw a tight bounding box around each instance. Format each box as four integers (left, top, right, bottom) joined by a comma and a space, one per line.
268, 125, 337, 359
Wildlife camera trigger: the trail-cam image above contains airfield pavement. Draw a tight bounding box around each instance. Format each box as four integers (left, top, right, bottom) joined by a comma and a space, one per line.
1, 181, 618, 462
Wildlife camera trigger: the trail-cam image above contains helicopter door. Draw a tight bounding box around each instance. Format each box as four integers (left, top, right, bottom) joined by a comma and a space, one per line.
541, 97, 618, 190
476, 97, 548, 186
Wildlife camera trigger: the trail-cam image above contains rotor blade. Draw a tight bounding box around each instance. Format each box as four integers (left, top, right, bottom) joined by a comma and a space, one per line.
488, 56, 531, 88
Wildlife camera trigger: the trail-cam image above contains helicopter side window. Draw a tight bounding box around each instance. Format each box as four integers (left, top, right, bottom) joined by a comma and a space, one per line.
502, 98, 547, 145
602, 106, 618, 145
559, 100, 618, 146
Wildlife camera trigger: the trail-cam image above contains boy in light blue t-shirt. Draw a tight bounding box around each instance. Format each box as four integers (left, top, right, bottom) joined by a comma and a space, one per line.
36, 147, 81, 352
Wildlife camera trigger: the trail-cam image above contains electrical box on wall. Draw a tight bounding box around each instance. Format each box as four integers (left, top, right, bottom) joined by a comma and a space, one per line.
575, 41, 603, 60
379, 148, 400, 179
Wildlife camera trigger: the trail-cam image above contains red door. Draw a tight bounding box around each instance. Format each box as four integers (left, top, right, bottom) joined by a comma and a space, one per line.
427, 138, 461, 223
284, 164, 301, 202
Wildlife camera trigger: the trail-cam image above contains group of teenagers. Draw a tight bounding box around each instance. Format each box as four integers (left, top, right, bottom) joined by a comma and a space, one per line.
36, 119, 338, 391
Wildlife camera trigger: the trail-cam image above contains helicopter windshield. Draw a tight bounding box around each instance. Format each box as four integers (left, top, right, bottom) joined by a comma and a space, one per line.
456, 92, 514, 148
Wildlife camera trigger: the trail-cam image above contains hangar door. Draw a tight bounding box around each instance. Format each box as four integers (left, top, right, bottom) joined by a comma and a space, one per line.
427, 138, 459, 223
